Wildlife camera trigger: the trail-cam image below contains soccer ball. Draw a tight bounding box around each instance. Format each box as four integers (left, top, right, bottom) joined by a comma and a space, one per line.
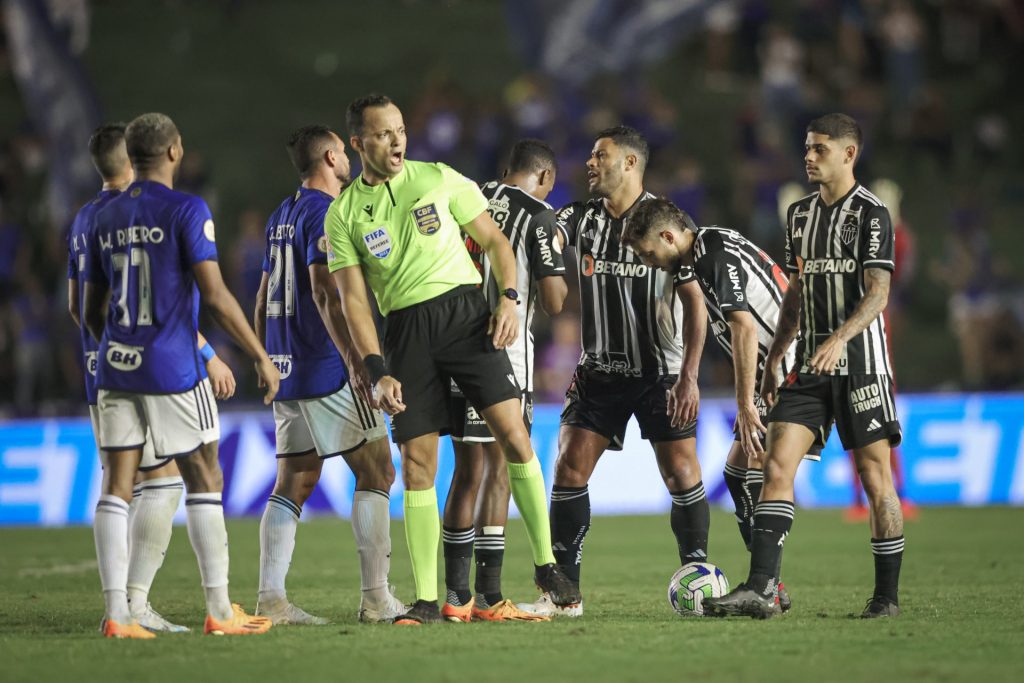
667, 562, 730, 617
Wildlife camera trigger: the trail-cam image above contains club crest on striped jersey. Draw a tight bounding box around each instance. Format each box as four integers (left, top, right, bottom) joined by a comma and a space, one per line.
363, 227, 392, 258
839, 207, 862, 245
412, 203, 441, 235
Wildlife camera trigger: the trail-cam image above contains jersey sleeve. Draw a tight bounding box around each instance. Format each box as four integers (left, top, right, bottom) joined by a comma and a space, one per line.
324, 198, 360, 271
555, 202, 583, 245
784, 203, 799, 273
526, 209, 566, 279
860, 204, 895, 271
439, 164, 489, 225
83, 224, 108, 286
66, 230, 78, 280
178, 197, 219, 265
305, 202, 331, 267
699, 235, 749, 312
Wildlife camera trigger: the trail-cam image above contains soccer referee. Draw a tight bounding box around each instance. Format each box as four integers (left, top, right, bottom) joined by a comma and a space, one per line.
325, 94, 580, 624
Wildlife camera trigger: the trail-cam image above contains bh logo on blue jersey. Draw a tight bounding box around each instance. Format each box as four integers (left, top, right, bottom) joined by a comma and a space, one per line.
363, 227, 392, 258
106, 342, 143, 372
269, 354, 293, 379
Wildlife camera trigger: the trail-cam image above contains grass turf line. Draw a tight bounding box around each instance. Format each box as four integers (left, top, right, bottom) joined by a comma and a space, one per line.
1, 508, 1021, 682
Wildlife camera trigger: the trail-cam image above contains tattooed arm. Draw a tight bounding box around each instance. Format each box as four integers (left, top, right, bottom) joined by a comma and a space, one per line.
760, 275, 802, 406
807, 268, 891, 375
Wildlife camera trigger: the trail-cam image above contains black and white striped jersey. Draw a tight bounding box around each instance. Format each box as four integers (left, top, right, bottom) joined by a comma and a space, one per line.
463, 182, 565, 391
690, 226, 796, 384
556, 192, 687, 377
784, 183, 895, 376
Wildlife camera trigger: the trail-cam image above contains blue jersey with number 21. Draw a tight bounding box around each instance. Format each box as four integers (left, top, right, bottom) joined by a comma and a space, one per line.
263, 187, 347, 401
87, 180, 218, 394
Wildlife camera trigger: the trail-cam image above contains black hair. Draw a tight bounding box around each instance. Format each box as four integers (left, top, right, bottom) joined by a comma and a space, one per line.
506, 138, 557, 175
346, 93, 394, 137
595, 125, 649, 170
622, 197, 696, 244
88, 123, 128, 178
286, 125, 339, 178
806, 113, 863, 150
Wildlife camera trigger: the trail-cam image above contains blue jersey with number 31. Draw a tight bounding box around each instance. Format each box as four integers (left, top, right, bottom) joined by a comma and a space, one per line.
263, 187, 347, 401
87, 180, 217, 394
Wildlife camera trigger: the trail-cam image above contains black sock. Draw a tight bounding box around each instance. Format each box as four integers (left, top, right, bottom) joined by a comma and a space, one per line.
442, 525, 474, 606
745, 468, 764, 508
871, 536, 904, 604
747, 500, 794, 596
723, 464, 752, 550
670, 482, 710, 565
550, 485, 590, 585
474, 527, 505, 607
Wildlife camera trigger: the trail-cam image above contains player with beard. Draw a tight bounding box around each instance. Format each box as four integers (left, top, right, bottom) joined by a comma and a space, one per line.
521, 126, 708, 617
705, 113, 904, 619
254, 125, 405, 624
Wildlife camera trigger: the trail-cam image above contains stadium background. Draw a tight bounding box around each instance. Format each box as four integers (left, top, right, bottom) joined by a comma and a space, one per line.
1, 0, 1023, 524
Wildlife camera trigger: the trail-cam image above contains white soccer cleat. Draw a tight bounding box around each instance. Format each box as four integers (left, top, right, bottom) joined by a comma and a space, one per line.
131, 602, 190, 633
358, 586, 409, 623
254, 598, 329, 625
516, 592, 584, 618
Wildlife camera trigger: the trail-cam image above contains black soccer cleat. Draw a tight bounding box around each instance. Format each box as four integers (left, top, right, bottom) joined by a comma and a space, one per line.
534, 564, 582, 608
704, 583, 780, 620
393, 599, 442, 625
777, 582, 792, 613
860, 596, 901, 619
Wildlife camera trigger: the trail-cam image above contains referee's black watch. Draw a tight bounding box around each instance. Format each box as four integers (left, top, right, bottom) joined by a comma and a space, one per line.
502, 288, 520, 304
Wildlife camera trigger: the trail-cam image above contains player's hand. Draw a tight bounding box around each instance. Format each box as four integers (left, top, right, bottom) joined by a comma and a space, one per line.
255, 357, 280, 405
374, 375, 406, 415
808, 335, 844, 375
488, 298, 519, 350
759, 366, 780, 408
667, 374, 699, 428
734, 400, 767, 461
205, 355, 236, 400
348, 358, 375, 408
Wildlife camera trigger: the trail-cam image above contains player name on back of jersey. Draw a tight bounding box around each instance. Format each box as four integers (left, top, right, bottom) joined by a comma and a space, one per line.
96, 224, 166, 250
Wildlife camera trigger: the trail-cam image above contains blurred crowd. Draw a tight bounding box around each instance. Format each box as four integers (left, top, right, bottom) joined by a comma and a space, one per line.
1, 0, 1023, 416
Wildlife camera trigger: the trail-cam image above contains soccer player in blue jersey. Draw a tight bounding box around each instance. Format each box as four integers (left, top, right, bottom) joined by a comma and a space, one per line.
83, 112, 279, 638
253, 125, 405, 624
68, 124, 237, 634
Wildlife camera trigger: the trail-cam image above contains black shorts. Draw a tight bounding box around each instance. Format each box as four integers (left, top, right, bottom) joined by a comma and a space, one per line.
768, 372, 902, 451
383, 285, 521, 443
732, 393, 822, 460
560, 364, 696, 451
449, 381, 533, 443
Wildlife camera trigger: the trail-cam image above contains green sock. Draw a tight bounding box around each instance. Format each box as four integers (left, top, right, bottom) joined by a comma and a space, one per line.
507, 456, 557, 566
404, 487, 440, 602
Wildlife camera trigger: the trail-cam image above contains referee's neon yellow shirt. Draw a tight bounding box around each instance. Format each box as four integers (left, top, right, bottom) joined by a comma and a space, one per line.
325, 160, 487, 316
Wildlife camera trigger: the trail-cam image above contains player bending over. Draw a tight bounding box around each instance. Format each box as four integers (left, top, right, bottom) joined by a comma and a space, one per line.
84, 113, 280, 637
705, 113, 904, 619
254, 125, 405, 624
622, 197, 824, 613
441, 139, 567, 622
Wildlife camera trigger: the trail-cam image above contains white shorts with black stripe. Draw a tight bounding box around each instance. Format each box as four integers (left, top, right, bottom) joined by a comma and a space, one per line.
273, 382, 386, 459
96, 378, 220, 459
89, 405, 172, 471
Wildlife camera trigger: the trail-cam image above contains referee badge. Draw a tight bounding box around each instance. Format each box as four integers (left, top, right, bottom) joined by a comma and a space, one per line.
363, 227, 392, 258
412, 203, 441, 235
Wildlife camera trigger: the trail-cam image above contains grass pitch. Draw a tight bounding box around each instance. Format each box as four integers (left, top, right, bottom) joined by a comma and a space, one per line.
1, 508, 1022, 682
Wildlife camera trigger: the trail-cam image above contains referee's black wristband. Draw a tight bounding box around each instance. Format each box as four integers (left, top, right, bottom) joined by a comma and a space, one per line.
364, 354, 388, 386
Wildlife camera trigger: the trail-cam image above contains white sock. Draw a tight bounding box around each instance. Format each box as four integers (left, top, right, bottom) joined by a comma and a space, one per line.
185, 492, 232, 621
352, 489, 392, 599
94, 495, 131, 623
258, 494, 301, 603
127, 476, 183, 615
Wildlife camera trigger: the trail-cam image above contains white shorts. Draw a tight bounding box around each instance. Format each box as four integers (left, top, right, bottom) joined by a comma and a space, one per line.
89, 405, 171, 471
97, 378, 221, 459
273, 382, 387, 458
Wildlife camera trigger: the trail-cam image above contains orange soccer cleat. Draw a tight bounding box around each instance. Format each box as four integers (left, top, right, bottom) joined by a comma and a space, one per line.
204, 604, 272, 636
101, 618, 157, 639
441, 597, 474, 623
471, 599, 551, 622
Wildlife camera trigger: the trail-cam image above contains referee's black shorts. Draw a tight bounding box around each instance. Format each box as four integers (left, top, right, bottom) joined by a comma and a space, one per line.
560, 364, 696, 451
382, 285, 520, 443
768, 371, 902, 451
